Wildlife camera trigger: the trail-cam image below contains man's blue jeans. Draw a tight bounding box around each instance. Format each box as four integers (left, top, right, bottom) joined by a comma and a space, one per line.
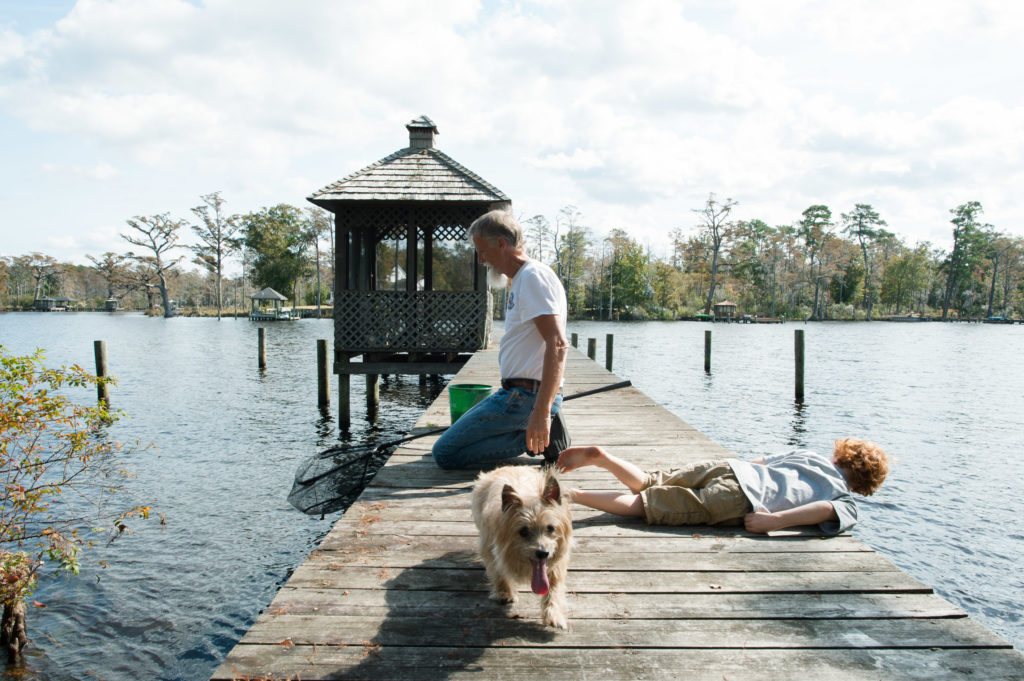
431, 388, 563, 469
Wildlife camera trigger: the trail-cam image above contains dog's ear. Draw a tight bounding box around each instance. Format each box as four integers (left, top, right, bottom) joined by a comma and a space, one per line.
501, 484, 523, 513
542, 474, 561, 505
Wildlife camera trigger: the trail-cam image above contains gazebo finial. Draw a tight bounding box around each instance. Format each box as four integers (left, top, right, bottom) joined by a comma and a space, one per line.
406, 115, 438, 149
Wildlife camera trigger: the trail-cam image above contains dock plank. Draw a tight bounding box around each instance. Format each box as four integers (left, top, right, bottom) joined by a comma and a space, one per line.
212, 343, 1024, 680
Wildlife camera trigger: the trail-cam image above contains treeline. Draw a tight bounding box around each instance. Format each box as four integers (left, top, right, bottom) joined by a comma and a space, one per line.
522, 196, 1024, 321
0, 193, 335, 318
4, 192, 1022, 322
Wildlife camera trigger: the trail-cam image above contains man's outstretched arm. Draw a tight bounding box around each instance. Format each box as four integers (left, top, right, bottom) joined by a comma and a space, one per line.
525, 313, 568, 454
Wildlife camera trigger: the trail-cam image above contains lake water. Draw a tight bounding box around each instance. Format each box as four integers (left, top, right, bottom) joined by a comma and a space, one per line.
0, 313, 1021, 679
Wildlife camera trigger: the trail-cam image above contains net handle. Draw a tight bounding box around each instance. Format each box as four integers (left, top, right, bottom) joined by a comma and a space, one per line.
336, 378, 632, 453
299, 379, 633, 488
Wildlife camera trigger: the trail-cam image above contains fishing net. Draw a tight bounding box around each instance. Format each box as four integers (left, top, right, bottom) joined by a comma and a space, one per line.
287, 427, 448, 517
287, 442, 393, 517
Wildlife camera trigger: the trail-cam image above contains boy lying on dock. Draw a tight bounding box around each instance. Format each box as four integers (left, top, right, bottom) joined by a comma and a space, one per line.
556, 438, 888, 535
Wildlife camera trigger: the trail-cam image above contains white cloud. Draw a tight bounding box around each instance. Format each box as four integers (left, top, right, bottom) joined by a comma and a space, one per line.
41, 161, 119, 180
0, 0, 1022, 263
531, 148, 604, 171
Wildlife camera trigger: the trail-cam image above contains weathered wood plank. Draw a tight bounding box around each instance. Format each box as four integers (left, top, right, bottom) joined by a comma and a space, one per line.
317, 530, 874, 554
261, 588, 966, 620
240, 614, 1010, 649
212, 646, 1024, 681
303, 546, 898, 573
315, 518, 853, 540
282, 565, 931, 594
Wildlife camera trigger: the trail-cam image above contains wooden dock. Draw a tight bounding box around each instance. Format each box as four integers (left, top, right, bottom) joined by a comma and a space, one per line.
213, 344, 1024, 680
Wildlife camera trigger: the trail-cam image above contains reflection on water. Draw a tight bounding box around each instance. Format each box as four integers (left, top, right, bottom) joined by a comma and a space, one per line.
788, 400, 808, 448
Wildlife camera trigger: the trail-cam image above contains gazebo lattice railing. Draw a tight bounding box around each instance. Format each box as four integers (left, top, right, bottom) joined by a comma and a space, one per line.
333, 290, 487, 354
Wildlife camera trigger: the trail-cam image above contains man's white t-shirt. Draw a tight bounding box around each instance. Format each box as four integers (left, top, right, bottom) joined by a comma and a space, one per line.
498, 260, 567, 382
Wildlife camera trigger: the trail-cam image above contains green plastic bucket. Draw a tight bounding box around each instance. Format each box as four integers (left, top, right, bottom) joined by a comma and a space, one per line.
448, 384, 494, 424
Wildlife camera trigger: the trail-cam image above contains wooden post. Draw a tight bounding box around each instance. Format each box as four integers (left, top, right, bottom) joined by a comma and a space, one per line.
605, 333, 614, 372
587, 338, 597, 361
258, 328, 266, 370
338, 354, 350, 429
571, 332, 578, 348
366, 374, 380, 419
317, 339, 329, 407
93, 340, 110, 406
704, 330, 711, 373
794, 329, 805, 401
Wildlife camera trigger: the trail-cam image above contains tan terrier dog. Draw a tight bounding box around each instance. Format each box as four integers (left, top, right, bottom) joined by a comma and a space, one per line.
471, 465, 573, 629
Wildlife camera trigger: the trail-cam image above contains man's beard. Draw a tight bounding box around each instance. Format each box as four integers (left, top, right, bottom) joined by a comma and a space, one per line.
486, 264, 508, 290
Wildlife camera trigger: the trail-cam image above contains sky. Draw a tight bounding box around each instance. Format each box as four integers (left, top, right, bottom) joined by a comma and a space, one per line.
1, 0, 1022, 271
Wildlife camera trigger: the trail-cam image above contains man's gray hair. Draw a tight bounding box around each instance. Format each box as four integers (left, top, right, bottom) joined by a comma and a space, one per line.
467, 210, 524, 249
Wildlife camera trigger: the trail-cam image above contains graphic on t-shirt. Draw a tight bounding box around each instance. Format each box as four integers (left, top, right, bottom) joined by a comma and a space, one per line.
507, 291, 515, 310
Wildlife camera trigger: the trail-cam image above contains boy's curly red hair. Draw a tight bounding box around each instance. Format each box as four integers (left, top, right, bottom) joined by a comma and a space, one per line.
833, 438, 888, 496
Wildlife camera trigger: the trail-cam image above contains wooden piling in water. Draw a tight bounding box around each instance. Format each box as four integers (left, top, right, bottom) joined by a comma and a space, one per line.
317, 340, 330, 407
571, 332, 578, 348
704, 330, 712, 373
258, 328, 266, 370
93, 340, 110, 406
794, 329, 805, 401
366, 374, 380, 417
605, 333, 614, 372
587, 337, 597, 361
337, 354, 351, 429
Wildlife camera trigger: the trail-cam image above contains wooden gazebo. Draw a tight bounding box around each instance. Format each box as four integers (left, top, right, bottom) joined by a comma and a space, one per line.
249, 287, 294, 321
307, 116, 511, 424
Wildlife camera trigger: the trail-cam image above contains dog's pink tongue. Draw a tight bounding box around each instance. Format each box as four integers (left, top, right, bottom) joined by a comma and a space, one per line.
531, 559, 549, 595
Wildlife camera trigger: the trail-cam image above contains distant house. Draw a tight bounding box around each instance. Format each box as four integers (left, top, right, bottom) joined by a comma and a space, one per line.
713, 300, 738, 321
34, 296, 75, 311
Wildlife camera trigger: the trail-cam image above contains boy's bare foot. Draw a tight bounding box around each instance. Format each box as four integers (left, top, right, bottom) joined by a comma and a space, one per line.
556, 446, 603, 473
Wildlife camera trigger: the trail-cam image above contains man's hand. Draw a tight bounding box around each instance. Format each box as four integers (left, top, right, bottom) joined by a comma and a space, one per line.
525, 407, 551, 454
526, 313, 568, 455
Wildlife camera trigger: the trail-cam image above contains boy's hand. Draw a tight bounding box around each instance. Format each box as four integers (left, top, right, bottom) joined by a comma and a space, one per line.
744, 511, 779, 534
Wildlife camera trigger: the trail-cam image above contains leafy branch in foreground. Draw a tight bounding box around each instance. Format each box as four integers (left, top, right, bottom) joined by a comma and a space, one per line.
0, 346, 151, 663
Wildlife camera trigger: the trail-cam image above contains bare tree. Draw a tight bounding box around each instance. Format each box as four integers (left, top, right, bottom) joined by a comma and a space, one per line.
304, 206, 332, 318
523, 214, 552, 263
190, 192, 240, 319
86, 252, 131, 301
122, 214, 186, 318
693, 193, 738, 315
22, 253, 61, 303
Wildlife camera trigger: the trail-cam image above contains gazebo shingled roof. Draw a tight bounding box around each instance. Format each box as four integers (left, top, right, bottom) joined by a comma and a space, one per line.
251, 287, 288, 301
308, 116, 509, 206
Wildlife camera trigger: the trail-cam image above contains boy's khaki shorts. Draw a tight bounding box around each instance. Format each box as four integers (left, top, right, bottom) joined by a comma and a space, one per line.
639, 459, 752, 526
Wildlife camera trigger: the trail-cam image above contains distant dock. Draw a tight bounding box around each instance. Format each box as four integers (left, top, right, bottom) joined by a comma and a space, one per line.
213, 344, 1024, 680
